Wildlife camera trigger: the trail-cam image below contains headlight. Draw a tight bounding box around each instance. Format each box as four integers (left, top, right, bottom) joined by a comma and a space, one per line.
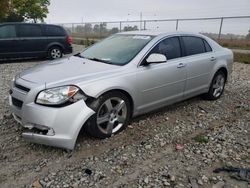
36, 86, 86, 106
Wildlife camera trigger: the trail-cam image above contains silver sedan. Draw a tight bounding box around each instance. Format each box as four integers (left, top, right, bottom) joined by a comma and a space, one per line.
9, 31, 233, 149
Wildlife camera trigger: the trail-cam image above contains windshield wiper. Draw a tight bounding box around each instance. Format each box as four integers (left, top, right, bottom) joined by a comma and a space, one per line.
88, 57, 113, 65
74, 53, 85, 58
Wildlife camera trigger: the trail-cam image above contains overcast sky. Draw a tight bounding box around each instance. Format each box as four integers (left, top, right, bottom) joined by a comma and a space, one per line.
45, 0, 250, 35
46, 0, 250, 23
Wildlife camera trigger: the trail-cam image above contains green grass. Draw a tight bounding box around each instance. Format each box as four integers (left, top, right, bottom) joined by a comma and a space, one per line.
193, 135, 209, 144
234, 52, 250, 64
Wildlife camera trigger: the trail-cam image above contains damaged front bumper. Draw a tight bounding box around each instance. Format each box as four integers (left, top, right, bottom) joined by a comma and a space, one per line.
9, 86, 95, 149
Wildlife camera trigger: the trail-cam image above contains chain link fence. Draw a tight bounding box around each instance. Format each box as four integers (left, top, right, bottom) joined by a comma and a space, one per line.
57, 16, 250, 48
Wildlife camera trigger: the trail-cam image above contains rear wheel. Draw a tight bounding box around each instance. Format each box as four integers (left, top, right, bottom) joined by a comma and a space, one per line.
48, 46, 62, 59
85, 91, 131, 138
203, 71, 226, 100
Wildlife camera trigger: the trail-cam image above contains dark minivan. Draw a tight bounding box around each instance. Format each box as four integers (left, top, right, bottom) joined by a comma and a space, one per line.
0, 23, 73, 60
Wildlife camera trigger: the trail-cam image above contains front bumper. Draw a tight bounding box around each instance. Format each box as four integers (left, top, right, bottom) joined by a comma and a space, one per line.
9, 79, 95, 150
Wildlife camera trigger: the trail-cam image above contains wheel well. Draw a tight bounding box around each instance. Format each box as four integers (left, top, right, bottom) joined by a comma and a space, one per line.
48, 45, 63, 53
101, 89, 134, 117
217, 67, 228, 82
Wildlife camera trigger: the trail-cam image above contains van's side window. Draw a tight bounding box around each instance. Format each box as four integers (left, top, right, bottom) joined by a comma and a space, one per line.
182, 36, 206, 56
150, 37, 182, 60
17, 25, 42, 37
0, 25, 16, 39
45, 26, 65, 36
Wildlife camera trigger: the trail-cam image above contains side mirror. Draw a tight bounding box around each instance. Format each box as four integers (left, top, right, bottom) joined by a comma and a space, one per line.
145, 53, 167, 65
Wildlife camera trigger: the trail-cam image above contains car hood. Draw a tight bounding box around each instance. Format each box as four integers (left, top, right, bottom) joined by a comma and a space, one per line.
19, 56, 121, 85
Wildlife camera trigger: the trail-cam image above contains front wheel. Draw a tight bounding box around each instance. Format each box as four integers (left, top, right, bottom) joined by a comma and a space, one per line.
85, 91, 131, 139
203, 71, 226, 100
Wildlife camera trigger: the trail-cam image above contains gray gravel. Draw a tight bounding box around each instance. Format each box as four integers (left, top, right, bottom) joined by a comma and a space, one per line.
0, 56, 249, 188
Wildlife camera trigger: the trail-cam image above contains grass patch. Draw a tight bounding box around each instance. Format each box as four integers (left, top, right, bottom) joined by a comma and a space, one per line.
193, 135, 209, 144
234, 52, 250, 64
218, 39, 250, 50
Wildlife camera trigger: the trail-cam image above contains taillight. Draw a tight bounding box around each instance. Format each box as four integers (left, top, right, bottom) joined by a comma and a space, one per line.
67, 36, 72, 45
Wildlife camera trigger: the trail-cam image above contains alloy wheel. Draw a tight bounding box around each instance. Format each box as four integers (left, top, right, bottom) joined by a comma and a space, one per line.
51, 48, 62, 59
212, 74, 225, 98
96, 97, 127, 135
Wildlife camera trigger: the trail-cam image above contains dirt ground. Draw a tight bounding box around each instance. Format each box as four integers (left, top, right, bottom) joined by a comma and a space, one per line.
0, 49, 249, 188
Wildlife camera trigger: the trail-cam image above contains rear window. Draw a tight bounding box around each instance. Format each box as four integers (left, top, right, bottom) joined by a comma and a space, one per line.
0, 25, 16, 38
182, 36, 206, 56
17, 25, 42, 37
45, 25, 65, 36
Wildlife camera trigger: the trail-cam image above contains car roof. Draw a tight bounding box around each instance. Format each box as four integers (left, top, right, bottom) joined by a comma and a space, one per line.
119, 30, 204, 37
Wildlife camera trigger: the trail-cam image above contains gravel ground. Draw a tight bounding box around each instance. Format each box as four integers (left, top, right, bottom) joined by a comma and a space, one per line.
0, 53, 249, 188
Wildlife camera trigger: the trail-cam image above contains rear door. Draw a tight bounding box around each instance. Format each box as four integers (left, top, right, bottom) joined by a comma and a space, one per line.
16, 24, 47, 57
181, 36, 214, 98
0, 24, 18, 58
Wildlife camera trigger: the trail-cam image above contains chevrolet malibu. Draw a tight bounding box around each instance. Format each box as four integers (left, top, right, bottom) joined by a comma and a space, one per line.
9, 31, 233, 149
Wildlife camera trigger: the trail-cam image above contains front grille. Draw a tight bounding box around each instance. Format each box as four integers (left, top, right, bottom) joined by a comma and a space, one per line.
14, 83, 30, 93
12, 97, 23, 108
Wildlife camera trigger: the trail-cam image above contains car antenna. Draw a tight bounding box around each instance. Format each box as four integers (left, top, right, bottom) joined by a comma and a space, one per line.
45, 82, 47, 89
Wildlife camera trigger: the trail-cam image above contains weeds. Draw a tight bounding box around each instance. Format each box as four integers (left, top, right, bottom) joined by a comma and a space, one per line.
193, 135, 209, 144
234, 53, 250, 64
218, 39, 250, 50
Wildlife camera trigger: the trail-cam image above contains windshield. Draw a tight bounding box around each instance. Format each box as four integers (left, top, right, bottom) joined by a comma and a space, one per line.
80, 34, 153, 65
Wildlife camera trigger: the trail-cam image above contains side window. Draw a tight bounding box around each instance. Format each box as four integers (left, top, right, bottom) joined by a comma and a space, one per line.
0, 25, 16, 39
182, 36, 206, 56
150, 37, 181, 60
45, 25, 65, 36
203, 40, 212, 52
17, 25, 42, 37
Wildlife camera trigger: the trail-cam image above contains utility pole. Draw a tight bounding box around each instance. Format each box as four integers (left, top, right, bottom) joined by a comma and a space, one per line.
218, 17, 224, 40
140, 12, 142, 31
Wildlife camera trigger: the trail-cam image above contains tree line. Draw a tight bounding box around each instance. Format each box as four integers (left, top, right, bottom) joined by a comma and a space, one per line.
0, 0, 50, 23
71, 23, 139, 34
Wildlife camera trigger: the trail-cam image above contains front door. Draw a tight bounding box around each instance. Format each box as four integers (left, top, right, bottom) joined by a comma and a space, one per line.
0, 24, 19, 58
136, 36, 187, 113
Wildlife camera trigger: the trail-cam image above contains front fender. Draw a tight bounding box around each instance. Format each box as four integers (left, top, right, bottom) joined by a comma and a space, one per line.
77, 74, 139, 115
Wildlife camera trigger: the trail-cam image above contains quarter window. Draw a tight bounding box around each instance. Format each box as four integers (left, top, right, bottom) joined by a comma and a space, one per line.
203, 40, 212, 52
17, 25, 42, 37
182, 36, 206, 56
45, 25, 65, 36
0, 25, 16, 39
150, 37, 181, 60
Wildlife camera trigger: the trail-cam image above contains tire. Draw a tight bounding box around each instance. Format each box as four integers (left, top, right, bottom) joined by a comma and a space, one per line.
48, 46, 63, 59
203, 71, 226, 100
85, 91, 131, 139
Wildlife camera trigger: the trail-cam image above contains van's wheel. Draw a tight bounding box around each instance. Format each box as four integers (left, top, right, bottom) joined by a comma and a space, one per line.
85, 91, 131, 139
48, 46, 62, 59
203, 71, 226, 100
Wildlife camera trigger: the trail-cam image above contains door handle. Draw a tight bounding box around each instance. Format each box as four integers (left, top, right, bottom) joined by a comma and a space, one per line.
177, 63, 186, 68
210, 57, 216, 61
